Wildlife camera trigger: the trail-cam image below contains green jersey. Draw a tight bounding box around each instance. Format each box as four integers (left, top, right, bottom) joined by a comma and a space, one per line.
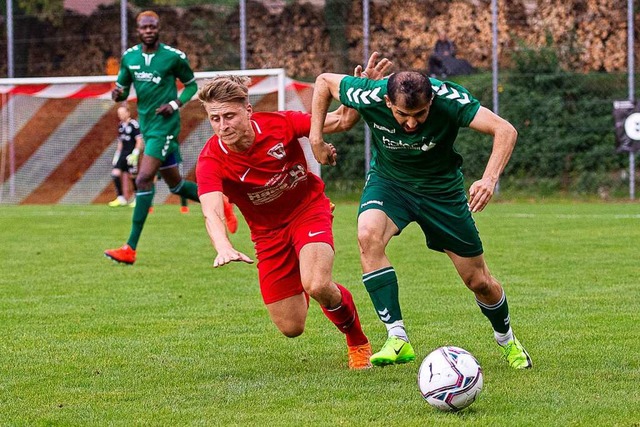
339, 76, 480, 193
116, 43, 196, 141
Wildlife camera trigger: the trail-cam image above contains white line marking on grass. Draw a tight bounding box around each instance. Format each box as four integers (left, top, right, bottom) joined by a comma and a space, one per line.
503, 213, 640, 219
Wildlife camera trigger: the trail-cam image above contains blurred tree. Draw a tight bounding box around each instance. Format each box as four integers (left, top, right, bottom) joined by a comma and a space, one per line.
17, 0, 63, 22
4, 0, 64, 76
325, 0, 349, 73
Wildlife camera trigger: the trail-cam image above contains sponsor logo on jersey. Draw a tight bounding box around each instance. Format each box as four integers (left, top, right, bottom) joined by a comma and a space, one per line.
247, 163, 307, 205
134, 71, 154, 81
373, 122, 396, 134
421, 137, 436, 152
382, 135, 425, 151
133, 71, 162, 85
267, 142, 286, 160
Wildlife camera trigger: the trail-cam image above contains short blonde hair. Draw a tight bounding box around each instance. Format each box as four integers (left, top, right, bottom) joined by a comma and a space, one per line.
198, 75, 251, 105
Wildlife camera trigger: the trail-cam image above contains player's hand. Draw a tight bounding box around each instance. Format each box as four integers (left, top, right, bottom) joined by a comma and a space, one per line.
213, 248, 254, 268
126, 149, 140, 166
311, 141, 337, 166
356, 51, 392, 81
111, 86, 124, 101
468, 177, 497, 213
155, 103, 175, 117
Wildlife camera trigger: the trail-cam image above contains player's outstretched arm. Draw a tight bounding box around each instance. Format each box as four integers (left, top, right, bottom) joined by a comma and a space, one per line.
310, 73, 346, 166
324, 52, 393, 134
467, 106, 518, 213
200, 192, 253, 267
312, 52, 393, 165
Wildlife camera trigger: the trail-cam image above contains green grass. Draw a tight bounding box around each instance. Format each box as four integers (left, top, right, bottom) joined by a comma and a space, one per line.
1, 202, 639, 426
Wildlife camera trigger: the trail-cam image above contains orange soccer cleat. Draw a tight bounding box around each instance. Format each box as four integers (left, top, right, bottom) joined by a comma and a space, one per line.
223, 196, 238, 234
104, 244, 136, 265
180, 205, 190, 214
347, 342, 373, 370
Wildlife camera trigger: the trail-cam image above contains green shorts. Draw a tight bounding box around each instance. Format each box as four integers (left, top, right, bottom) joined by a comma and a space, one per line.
358, 173, 483, 257
144, 133, 183, 165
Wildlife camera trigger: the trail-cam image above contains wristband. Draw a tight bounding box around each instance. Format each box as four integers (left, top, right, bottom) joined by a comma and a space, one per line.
132, 148, 140, 156
169, 100, 180, 111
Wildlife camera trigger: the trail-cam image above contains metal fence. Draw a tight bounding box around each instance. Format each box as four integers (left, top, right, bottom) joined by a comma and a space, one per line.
1, 0, 638, 199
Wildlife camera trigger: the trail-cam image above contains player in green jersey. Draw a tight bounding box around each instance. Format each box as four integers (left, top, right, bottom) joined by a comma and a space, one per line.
309, 63, 532, 369
104, 10, 236, 265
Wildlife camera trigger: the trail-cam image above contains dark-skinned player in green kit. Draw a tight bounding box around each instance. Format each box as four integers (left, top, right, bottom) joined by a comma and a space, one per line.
105, 10, 237, 265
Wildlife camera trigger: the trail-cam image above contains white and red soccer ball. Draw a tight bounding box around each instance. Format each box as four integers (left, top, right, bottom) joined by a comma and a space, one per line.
418, 346, 484, 411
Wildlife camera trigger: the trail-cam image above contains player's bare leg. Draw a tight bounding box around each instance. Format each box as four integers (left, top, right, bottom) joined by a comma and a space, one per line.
122, 171, 134, 202
299, 242, 372, 369
266, 293, 309, 338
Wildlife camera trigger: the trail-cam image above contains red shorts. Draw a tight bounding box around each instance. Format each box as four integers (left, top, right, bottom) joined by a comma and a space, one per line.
253, 195, 334, 305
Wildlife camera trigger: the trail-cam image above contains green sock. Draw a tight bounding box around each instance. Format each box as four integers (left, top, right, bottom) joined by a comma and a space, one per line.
363, 267, 402, 325
476, 290, 511, 334
127, 186, 155, 250
170, 180, 199, 203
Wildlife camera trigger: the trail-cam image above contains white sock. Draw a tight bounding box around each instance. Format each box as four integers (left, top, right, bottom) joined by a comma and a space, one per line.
494, 327, 514, 346
386, 320, 409, 342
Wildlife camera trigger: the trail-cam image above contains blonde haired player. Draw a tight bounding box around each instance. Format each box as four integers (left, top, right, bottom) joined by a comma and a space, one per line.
195, 55, 391, 369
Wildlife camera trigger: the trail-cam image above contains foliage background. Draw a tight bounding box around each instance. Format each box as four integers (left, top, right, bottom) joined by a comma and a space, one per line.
325, 42, 632, 198
0, 0, 637, 198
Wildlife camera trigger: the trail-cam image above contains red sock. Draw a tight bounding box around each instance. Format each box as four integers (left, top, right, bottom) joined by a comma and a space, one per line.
321, 284, 368, 346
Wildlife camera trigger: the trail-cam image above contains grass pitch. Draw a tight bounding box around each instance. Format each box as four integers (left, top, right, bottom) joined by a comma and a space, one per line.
1, 202, 639, 426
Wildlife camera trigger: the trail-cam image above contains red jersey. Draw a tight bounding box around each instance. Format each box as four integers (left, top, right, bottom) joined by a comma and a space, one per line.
196, 111, 326, 231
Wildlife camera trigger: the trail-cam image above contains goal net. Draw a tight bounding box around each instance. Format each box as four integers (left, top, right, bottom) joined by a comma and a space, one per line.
0, 69, 315, 205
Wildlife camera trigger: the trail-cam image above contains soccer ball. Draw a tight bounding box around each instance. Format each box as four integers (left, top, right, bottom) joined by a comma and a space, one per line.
417, 346, 484, 412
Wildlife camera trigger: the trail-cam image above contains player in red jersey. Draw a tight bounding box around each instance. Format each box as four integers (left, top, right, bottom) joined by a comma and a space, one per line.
195, 55, 391, 370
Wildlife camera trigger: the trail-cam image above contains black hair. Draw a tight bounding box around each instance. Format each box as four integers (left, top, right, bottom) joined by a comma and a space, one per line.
387, 71, 433, 109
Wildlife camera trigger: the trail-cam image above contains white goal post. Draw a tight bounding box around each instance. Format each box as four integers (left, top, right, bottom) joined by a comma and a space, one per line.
0, 69, 316, 204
